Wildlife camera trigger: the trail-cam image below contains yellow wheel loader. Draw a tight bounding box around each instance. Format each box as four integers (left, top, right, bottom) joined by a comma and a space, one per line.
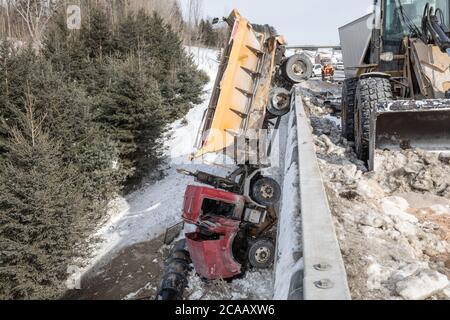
339, 0, 450, 170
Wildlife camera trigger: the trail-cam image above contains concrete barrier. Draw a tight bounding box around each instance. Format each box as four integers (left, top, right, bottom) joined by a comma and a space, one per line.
294, 87, 351, 300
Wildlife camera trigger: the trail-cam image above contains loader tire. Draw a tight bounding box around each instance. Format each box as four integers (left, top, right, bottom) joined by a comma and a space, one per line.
248, 238, 275, 269
341, 77, 358, 141
354, 77, 392, 163
283, 54, 313, 83
250, 177, 281, 207
267, 88, 291, 117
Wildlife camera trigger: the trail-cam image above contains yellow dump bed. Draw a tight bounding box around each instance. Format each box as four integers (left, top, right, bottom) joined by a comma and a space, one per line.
193, 10, 284, 160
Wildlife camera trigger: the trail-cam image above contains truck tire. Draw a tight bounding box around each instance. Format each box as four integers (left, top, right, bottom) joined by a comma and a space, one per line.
283, 54, 313, 83
354, 77, 392, 162
248, 239, 275, 269
267, 88, 291, 117
250, 177, 281, 207
341, 77, 358, 141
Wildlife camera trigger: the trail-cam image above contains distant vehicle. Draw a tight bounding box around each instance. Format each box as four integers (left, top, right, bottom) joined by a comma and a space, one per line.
313, 64, 322, 77
335, 62, 344, 70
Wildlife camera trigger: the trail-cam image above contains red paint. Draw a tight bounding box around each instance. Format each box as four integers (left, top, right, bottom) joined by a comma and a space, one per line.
182, 185, 245, 224
182, 185, 245, 280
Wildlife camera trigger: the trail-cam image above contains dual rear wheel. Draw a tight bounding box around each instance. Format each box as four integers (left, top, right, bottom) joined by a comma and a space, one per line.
247, 238, 275, 269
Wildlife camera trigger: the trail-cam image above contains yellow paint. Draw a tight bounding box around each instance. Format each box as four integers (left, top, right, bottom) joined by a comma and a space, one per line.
193, 10, 281, 159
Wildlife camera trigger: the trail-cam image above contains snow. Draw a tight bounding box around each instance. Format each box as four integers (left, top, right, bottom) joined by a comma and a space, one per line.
122, 282, 155, 300
185, 270, 274, 300
273, 110, 302, 300
366, 258, 392, 291
395, 269, 449, 300
323, 114, 341, 128
380, 197, 418, 224
301, 78, 450, 300
443, 285, 450, 298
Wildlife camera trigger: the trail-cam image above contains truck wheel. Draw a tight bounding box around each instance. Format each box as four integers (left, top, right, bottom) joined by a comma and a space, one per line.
248, 239, 275, 269
283, 54, 313, 83
354, 77, 392, 162
267, 88, 291, 117
250, 177, 281, 207
341, 77, 358, 141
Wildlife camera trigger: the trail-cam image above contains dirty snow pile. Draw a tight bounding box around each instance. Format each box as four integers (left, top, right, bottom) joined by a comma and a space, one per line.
373, 150, 450, 198
301, 78, 342, 97
302, 91, 450, 300
185, 270, 274, 300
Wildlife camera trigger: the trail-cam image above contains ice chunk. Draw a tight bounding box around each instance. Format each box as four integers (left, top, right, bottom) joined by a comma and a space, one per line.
395, 270, 449, 300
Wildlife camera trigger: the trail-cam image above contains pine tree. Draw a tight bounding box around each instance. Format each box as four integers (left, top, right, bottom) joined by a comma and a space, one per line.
0, 92, 87, 299
94, 56, 165, 184
0, 46, 124, 299
199, 19, 219, 47
81, 7, 114, 59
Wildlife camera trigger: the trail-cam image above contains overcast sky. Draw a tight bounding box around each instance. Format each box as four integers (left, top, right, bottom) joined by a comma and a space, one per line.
179, 0, 373, 45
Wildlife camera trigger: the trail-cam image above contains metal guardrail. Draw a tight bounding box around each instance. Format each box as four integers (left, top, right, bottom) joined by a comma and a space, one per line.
286, 45, 342, 50
294, 87, 351, 300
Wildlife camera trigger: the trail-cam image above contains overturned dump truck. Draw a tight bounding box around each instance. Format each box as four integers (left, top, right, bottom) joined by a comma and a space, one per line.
339, 0, 450, 170
156, 10, 311, 300
194, 9, 312, 162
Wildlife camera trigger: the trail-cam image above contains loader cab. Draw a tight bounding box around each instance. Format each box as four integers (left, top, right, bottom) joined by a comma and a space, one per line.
381, 0, 450, 49
375, 0, 450, 72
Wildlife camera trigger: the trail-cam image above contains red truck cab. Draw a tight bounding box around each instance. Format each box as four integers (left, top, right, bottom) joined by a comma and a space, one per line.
183, 185, 246, 280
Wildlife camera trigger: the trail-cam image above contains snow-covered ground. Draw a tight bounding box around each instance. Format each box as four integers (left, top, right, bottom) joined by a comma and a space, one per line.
273, 109, 303, 300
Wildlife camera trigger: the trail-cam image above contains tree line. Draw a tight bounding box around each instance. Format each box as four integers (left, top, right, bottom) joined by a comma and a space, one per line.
0, 1, 208, 299
0, 0, 226, 49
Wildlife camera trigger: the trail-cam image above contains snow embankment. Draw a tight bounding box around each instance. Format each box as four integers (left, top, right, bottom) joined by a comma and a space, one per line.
273, 107, 303, 300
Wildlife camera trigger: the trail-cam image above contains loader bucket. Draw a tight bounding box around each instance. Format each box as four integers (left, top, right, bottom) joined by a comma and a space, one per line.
193, 10, 282, 160
370, 99, 450, 170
